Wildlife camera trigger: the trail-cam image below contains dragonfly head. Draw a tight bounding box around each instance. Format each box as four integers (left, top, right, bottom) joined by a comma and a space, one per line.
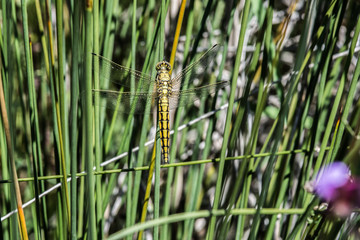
156, 61, 171, 72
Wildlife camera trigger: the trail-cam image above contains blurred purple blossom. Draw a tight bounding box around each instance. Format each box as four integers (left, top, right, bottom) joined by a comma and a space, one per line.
314, 162, 360, 217
315, 162, 350, 201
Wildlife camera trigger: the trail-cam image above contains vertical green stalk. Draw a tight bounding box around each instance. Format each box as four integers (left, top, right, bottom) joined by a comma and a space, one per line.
2, 0, 8, 92
206, 0, 251, 238
85, 1, 96, 239
93, 0, 103, 237
34, 0, 50, 75
168, 0, 187, 72
28, 40, 42, 240
130, 2, 155, 229
100, 0, 118, 155
0, 116, 9, 239
70, 0, 81, 238
16, 1, 36, 239
0, 1, 13, 238
125, 1, 137, 239
2, 1, 15, 239
102, 0, 117, 59
56, 0, 67, 164
33, 0, 50, 234
146, 0, 155, 48
154, 1, 166, 238
51, 0, 71, 232
45, 0, 64, 231
158, 0, 165, 57
182, 111, 205, 240
0, 60, 27, 240
57, 190, 64, 239
77, 130, 86, 238
1, 2, 16, 238
24, 2, 44, 240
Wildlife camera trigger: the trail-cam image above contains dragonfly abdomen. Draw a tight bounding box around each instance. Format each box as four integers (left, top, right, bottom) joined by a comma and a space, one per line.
158, 96, 170, 163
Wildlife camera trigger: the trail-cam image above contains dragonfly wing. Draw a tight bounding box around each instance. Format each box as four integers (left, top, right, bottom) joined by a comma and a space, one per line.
90, 89, 158, 114
168, 80, 229, 110
171, 44, 222, 90
92, 53, 155, 92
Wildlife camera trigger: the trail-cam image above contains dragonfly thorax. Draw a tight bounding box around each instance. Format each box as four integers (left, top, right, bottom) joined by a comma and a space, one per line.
156, 61, 171, 71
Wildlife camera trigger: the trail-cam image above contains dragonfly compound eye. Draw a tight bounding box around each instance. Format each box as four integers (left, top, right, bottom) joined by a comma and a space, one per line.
156, 61, 171, 71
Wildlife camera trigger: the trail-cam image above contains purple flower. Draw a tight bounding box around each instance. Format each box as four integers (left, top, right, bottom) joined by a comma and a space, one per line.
314, 162, 360, 217
315, 162, 350, 201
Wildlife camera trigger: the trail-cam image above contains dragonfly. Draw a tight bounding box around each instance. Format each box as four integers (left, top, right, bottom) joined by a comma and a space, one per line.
92, 44, 229, 163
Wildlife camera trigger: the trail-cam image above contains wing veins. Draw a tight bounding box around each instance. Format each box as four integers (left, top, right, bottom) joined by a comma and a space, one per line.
171, 44, 220, 86
92, 53, 154, 91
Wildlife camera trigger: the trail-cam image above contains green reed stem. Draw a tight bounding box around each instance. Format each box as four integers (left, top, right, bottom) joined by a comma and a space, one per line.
70, 0, 81, 238
84, 1, 96, 239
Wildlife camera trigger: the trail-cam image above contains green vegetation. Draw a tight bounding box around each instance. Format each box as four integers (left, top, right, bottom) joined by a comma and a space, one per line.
1, 0, 360, 239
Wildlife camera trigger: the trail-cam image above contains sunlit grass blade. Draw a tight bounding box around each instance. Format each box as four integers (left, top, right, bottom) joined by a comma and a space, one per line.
84, 1, 96, 238
70, 0, 81, 238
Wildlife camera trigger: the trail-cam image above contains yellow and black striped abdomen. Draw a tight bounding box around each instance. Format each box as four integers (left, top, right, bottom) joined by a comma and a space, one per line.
158, 96, 170, 163
156, 61, 172, 163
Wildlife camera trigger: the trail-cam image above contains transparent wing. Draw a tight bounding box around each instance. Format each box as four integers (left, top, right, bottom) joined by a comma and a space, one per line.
171, 44, 222, 90
168, 80, 229, 110
90, 89, 158, 114
92, 53, 155, 92
89, 45, 225, 114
